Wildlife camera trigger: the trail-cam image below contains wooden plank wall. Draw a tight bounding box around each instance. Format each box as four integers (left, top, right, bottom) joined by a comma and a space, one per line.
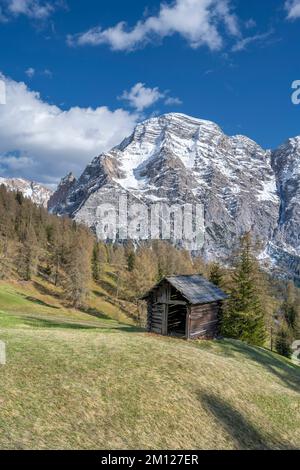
189, 302, 220, 339
147, 295, 165, 334
147, 283, 171, 335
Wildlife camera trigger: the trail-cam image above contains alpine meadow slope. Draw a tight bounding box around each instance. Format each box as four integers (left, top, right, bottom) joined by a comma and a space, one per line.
0, 295, 299, 450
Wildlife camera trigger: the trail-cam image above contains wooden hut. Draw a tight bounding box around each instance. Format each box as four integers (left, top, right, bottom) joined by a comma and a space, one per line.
142, 275, 227, 340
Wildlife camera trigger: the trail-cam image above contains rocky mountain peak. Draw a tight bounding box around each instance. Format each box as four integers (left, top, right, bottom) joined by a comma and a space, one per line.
48, 113, 300, 281
60, 172, 77, 186
47, 172, 77, 213
0, 177, 52, 207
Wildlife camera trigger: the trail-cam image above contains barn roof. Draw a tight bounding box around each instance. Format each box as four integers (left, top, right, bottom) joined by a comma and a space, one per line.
143, 275, 228, 305
166, 275, 227, 304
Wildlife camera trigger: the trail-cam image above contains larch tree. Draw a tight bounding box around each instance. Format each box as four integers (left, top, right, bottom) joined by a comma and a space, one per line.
91, 242, 101, 282
64, 229, 92, 308
127, 251, 136, 272
18, 225, 39, 281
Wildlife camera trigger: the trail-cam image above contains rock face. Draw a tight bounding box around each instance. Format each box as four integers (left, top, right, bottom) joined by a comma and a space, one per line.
269, 138, 300, 279
49, 113, 300, 280
0, 177, 52, 207
48, 172, 77, 214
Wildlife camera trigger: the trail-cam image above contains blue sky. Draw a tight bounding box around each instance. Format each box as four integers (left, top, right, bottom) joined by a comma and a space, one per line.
0, 0, 300, 184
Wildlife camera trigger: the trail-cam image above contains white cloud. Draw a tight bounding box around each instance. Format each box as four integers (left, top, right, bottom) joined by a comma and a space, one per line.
120, 83, 164, 111
285, 0, 300, 19
25, 67, 53, 79
25, 67, 35, 78
119, 82, 182, 111
164, 96, 182, 106
0, 0, 62, 20
68, 0, 240, 52
7, 0, 52, 18
42, 68, 53, 78
232, 30, 273, 52
0, 154, 34, 171
0, 75, 138, 184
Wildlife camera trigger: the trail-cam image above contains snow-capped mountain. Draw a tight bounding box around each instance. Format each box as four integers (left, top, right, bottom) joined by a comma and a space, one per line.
48, 113, 300, 280
0, 177, 52, 207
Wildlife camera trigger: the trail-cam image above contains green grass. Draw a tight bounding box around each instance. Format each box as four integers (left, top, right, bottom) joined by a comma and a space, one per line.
0, 278, 135, 330
0, 282, 299, 450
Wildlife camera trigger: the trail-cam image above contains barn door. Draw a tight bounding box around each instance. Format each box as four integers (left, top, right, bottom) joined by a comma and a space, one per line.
167, 304, 187, 337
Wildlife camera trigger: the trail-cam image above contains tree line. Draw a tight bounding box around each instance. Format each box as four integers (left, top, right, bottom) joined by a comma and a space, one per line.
0, 185, 299, 358
0, 185, 93, 306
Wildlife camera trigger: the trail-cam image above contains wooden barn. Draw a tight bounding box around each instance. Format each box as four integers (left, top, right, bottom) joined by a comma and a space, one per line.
143, 275, 227, 340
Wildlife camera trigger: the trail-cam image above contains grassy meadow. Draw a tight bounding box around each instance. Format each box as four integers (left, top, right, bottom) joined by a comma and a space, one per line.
0, 277, 299, 450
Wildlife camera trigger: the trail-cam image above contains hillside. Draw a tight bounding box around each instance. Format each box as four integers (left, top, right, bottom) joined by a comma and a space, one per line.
0, 263, 138, 328
0, 281, 299, 450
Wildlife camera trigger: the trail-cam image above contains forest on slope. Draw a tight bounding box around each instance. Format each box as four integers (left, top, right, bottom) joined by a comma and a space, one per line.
0, 184, 299, 358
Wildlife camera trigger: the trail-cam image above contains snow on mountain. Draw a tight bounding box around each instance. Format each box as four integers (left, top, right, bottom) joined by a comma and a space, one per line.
48, 113, 300, 280
0, 177, 52, 207
268, 137, 300, 278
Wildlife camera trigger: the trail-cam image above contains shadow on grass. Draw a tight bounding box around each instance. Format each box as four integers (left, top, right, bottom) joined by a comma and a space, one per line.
79, 305, 113, 321
23, 316, 99, 330
218, 340, 300, 393
79, 306, 143, 333
32, 281, 61, 300
23, 295, 60, 310
92, 290, 106, 299
20, 314, 143, 333
200, 393, 278, 450
92, 289, 127, 310
92, 289, 139, 323
98, 279, 118, 298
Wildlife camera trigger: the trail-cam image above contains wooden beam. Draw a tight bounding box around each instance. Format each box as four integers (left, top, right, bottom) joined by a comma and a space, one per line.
162, 304, 168, 335
186, 305, 191, 340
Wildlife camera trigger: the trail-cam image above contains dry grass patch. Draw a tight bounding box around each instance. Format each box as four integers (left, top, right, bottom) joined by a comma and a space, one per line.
0, 319, 299, 450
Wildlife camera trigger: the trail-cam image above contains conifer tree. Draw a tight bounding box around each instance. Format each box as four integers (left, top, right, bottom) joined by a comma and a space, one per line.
281, 281, 300, 338
221, 233, 266, 346
275, 324, 292, 358
282, 300, 298, 332
209, 262, 224, 287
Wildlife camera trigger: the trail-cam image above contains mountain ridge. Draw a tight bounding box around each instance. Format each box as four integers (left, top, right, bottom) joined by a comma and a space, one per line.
48, 113, 300, 280
0, 177, 52, 208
